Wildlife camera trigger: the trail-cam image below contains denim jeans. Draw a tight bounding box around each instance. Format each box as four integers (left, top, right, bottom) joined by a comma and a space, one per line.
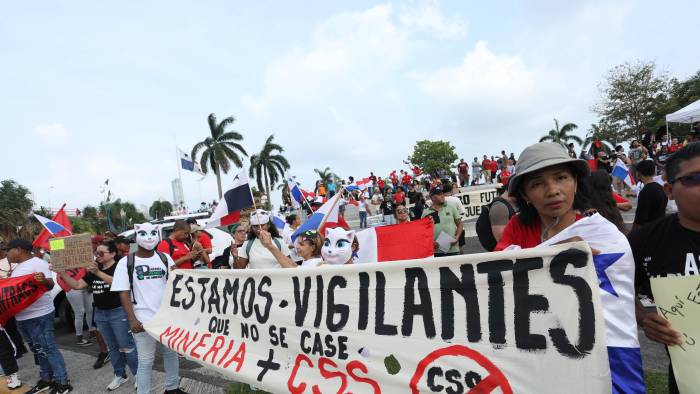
359, 211, 368, 228
94, 307, 138, 377
16, 312, 68, 384
66, 288, 95, 336
133, 331, 179, 393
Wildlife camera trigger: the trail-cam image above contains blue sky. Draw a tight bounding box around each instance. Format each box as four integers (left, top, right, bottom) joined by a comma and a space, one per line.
2, 0, 698, 213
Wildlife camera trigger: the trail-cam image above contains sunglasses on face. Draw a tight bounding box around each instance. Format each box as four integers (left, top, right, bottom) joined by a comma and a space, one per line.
671, 173, 700, 187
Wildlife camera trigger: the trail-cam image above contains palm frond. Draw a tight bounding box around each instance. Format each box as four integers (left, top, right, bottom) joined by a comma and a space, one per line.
207, 114, 218, 136
191, 141, 208, 161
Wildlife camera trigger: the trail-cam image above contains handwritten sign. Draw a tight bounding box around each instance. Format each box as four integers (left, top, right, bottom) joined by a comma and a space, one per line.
145, 243, 611, 393
49, 233, 94, 271
651, 275, 700, 394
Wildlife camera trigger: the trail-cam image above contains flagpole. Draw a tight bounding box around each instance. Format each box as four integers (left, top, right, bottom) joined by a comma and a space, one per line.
317, 189, 344, 231
174, 137, 185, 211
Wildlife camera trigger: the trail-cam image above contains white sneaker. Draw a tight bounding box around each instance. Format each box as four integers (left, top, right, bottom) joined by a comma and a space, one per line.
106, 375, 128, 391
6, 373, 22, 389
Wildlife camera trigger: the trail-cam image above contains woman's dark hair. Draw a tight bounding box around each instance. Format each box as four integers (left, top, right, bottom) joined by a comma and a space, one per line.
285, 214, 298, 226
582, 171, 626, 233
247, 223, 281, 240
513, 164, 591, 226
101, 240, 118, 254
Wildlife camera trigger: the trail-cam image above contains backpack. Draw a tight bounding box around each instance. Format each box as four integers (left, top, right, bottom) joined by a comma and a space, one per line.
476, 197, 515, 252
126, 251, 169, 304
244, 238, 281, 259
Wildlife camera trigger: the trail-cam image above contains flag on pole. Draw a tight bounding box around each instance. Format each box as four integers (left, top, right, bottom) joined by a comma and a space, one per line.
33, 213, 70, 235
345, 177, 372, 192
539, 213, 645, 393
291, 193, 343, 242
178, 148, 204, 175
205, 168, 254, 229
354, 218, 434, 263
611, 159, 636, 188
272, 214, 286, 231
32, 204, 73, 250
287, 177, 304, 209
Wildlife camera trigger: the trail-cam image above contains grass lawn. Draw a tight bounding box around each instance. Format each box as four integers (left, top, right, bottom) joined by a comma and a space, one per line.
226, 371, 670, 393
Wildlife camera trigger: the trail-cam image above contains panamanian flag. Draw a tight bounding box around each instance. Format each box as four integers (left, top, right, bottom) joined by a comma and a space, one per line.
540, 213, 645, 393
205, 168, 254, 229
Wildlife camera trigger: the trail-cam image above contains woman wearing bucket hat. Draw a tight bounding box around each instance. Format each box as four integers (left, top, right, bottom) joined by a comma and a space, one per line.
494, 142, 591, 251
234, 209, 297, 269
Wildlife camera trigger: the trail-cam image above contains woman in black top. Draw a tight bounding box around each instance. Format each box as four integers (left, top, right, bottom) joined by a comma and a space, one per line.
55, 241, 137, 391
212, 223, 248, 269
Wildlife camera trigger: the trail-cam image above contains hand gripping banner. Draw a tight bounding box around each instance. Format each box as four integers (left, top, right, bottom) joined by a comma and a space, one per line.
145, 242, 612, 393
0, 274, 49, 326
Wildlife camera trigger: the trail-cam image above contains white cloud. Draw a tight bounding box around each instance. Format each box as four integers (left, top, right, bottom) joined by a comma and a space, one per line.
416, 41, 536, 105
398, 0, 467, 39
33, 123, 69, 139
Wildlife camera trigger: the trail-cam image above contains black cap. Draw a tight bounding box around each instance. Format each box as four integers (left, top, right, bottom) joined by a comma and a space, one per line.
429, 186, 444, 196
6, 239, 33, 252
114, 235, 133, 245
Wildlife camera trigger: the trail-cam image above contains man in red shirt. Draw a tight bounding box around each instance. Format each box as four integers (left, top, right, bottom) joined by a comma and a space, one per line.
457, 159, 469, 187
393, 188, 406, 205
401, 172, 412, 193
157, 220, 198, 269
481, 155, 492, 183
377, 177, 385, 192
490, 156, 499, 182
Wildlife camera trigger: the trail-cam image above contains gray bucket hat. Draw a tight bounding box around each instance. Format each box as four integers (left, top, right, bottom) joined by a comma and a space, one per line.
508, 142, 590, 194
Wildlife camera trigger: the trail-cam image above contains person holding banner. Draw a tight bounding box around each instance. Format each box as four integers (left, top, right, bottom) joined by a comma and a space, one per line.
494, 142, 590, 251
629, 142, 700, 394
111, 223, 187, 394
235, 210, 295, 269
8, 239, 73, 394
54, 240, 138, 391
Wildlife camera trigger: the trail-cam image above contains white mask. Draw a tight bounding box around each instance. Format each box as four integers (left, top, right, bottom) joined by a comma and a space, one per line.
322, 227, 355, 265
134, 223, 160, 251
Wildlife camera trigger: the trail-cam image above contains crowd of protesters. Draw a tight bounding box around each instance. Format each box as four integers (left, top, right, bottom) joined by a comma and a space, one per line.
3, 125, 700, 393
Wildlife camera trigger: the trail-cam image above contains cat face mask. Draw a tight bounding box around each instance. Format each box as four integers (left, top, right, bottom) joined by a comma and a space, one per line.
321, 227, 355, 265
134, 223, 160, 251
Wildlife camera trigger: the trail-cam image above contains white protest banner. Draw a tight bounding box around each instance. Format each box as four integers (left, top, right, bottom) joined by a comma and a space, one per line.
650, 275, 700, 394
420, 185, 499, 221
145, 242, 611, 393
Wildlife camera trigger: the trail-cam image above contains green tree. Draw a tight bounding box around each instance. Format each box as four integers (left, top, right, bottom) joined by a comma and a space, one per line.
539, 119, 582, 147
594, 61, 669, 141
0, 180, 35, 240
408, 140, 458, 176
191, 113, 248, 199
652, 70, 700, 134
100, 199, 147, 233
69, 216, 96, 234
249, 134, 290, 198
149, 200, 173, 220
313, 167, 338, 185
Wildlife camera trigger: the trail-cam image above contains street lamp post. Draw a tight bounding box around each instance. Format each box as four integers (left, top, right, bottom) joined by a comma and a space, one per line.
48, 186, 54, 215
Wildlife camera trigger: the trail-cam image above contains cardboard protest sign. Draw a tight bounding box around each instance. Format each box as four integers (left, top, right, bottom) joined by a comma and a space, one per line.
0, 274, 48, 325
651, 275, 700, 394
145, 242, 611, 393
49, 233, 94, 271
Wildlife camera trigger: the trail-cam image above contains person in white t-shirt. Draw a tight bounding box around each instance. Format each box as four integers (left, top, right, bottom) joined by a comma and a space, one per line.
8, 239, 72, 393
235, 210, 296, 269
295, 230, 323, 268
111, 223, 187, 394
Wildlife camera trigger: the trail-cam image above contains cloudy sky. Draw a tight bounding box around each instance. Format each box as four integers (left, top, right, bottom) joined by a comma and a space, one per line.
2, 0, 698, 212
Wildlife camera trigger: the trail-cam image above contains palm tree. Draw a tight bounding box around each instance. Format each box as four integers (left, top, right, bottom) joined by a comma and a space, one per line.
249, 134, 290, 198
191, 113, 248, 199
149, 200, 173, 220
539, 119, 582, 148
277, 181, 291, 207
582, 123, 613, 154
314, 167, 338, 184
